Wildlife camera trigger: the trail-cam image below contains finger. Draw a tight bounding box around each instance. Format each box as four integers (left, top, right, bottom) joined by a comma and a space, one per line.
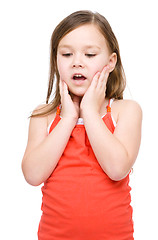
59, 80, 67, 106
97, 65, 110, 90
63, 81, 68, 93
60, 79, 68, 95
91, 71, 101, 88
100, 65, 110, 82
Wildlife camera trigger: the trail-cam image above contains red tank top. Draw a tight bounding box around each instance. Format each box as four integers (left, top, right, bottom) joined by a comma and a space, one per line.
38, 100, 134, 240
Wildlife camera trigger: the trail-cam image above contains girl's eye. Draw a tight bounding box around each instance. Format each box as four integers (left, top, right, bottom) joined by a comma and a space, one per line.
85, 54, 96, 58
62, 53, 72, 57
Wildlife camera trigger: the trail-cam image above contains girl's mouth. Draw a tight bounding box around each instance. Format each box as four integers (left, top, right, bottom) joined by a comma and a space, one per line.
71, 73, 87, 86
72, 74, 86, 81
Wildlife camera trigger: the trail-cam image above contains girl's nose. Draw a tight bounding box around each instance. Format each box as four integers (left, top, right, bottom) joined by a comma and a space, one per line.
73, 63, 83, 68
72, 54, 84, 68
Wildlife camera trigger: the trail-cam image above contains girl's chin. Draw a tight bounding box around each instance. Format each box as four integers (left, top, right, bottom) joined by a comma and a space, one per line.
69, 88, 87, 98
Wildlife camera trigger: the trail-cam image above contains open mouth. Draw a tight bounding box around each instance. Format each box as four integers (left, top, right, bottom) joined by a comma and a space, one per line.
72, 74, 86, 81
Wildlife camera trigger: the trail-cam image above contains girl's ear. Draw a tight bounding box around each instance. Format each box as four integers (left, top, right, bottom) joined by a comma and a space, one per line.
108, 53, 117, 72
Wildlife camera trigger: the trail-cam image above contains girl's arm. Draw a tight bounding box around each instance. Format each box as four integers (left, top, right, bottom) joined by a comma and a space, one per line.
22, 81, 79, 186
22, 109, 76, 186
81, 67, 142, 181
83, 100, 142, 181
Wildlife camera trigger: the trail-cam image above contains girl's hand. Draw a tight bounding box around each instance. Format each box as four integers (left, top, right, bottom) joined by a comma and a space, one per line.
59, 79, 80, 122
80, 65, 110, 115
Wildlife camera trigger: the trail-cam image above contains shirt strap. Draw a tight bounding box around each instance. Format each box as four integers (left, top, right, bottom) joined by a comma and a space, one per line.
56, 105, 61, 115
57, 100, 113, 115
106, 99, 113, 113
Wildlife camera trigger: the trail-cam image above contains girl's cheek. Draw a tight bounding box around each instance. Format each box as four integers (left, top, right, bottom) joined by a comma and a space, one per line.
90, 60, 106, 72
57, 59, 68, 79
57, 56, 63, 73
57, 63, 64, 78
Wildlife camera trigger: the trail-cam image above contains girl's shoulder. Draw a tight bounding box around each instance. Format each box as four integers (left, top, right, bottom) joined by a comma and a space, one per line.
111, 99, 142, 124
113, 99, 142, 110
31, 104, 56, 130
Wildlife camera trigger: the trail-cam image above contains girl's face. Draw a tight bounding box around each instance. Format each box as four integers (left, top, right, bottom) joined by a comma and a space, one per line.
57, 24, 116, 97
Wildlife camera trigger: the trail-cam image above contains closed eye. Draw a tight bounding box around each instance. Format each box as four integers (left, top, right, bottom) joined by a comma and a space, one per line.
85, 54, 96, 57
62, 53, 73, 57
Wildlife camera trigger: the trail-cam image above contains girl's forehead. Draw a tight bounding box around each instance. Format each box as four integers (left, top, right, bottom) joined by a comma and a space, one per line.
58, 24, 107, 49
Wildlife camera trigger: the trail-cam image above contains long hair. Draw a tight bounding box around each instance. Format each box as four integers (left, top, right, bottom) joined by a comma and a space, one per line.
31, 10, 126, 117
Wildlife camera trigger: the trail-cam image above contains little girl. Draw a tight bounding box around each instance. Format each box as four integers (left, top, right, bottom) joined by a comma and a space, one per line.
22, 10, 142, 240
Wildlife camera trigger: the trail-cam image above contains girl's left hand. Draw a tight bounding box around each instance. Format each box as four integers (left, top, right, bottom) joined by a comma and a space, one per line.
80, 65, 110, 115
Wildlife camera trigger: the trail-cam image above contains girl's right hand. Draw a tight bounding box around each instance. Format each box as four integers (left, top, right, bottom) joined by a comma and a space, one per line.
59, 79, 80, 123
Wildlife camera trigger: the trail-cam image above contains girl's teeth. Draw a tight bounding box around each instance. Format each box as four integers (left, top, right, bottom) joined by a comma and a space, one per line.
73, 73, 86, 80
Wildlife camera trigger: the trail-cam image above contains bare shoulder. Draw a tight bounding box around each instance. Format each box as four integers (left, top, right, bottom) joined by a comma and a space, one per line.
112, 99, 142, 124
24, 104, 56, 156
29, 104, 49, 139
28, 104, 56, 141
31, 104, 56, 129
113, 99, 142, 112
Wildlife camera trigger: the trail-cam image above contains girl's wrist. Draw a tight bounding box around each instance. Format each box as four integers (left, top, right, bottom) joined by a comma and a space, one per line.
62, 114, 78, 126
82, 108, 100, 120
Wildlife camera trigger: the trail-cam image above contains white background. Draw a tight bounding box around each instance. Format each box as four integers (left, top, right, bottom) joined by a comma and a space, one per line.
0, 0, 157, 239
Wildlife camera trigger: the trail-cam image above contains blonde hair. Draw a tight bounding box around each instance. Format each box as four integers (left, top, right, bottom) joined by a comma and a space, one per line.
32, 10, 126, 117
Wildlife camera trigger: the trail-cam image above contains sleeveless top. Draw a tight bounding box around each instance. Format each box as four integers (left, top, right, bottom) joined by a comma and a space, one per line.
38, 99, 134, 240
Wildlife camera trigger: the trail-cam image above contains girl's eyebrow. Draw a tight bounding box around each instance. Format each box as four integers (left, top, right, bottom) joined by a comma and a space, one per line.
58, 44, 73, 49
84, 45, 101, 50
58, 44, 101, 50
